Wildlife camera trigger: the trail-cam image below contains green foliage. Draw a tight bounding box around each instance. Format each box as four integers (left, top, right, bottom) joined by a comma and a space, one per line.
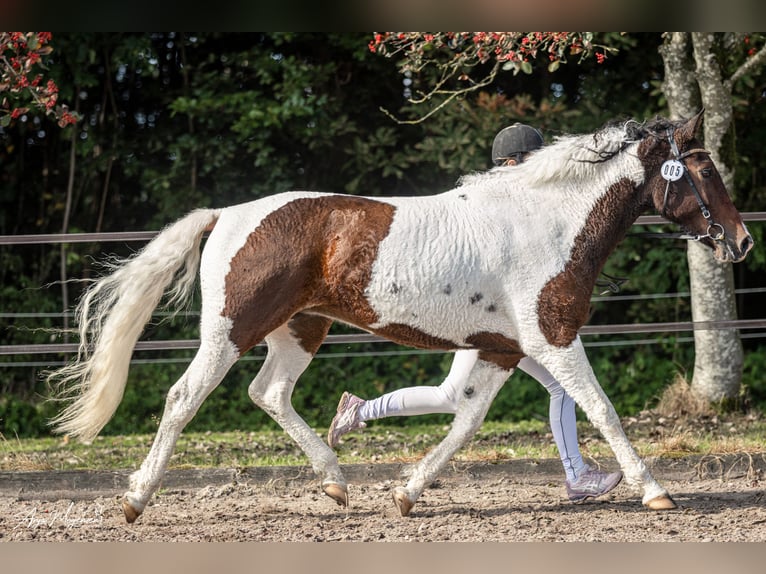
0, 397, 50, 437
742, 343, 766, 408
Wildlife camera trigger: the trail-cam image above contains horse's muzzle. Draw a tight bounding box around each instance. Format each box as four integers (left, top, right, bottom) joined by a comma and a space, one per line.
718, 232, 754, 263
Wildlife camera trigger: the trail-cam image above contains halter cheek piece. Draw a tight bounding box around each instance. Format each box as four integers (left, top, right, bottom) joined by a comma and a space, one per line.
661, 129, 725, 242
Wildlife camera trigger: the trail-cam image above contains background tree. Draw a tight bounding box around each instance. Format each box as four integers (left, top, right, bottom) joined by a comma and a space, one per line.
659, 32, 766, 405
0, 32, 78, 128
1, 32, 81, 335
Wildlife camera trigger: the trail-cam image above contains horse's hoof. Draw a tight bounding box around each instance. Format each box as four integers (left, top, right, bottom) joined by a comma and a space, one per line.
392, 487, 415, 517
122, 498, 142, 523
643, 494, 677, 510
322, 481, 348, 507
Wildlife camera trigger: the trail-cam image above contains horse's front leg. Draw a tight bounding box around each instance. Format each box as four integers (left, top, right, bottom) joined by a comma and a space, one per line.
532, 337, 676, 510
392, 360, 509, 516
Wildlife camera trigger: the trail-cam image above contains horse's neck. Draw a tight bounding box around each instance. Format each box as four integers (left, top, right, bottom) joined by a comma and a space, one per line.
569, 178, 652, 284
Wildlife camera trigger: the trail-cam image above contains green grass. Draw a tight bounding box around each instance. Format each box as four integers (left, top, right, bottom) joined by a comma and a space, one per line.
2, 411, 765, 472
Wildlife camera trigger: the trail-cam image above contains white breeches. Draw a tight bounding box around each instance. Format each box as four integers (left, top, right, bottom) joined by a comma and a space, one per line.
357, 350, 586, 481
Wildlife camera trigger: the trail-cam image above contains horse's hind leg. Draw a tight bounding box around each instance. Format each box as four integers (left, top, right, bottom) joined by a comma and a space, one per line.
122, 337, 239, 523
392, 360, 509, 516
247, 315, 349, 506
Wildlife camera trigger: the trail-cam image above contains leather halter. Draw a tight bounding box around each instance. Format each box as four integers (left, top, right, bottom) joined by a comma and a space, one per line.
662, 128, 725, 242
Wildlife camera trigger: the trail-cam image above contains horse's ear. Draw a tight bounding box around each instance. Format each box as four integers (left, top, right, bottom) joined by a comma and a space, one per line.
677, 109, 705, 143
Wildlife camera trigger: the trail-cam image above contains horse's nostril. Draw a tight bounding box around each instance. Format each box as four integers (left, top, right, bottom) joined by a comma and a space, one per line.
741, 235, 754, 255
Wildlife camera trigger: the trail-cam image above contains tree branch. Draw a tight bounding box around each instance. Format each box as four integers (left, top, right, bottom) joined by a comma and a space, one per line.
727, 43, 766, 90
380, 62, 500, 125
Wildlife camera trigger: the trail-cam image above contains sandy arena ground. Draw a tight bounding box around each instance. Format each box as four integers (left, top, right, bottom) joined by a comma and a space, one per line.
2, 454, 765, 542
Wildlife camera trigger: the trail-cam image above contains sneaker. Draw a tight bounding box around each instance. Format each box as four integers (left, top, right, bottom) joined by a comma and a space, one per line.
566, 465, 623, 503
327, 392, 367, 448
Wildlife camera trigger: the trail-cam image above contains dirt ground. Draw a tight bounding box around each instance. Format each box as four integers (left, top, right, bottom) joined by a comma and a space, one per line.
2, 454, 765, 542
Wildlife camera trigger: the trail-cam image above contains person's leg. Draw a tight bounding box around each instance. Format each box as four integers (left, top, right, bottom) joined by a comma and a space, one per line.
360, 349, 478, 419
518, 356, 623, 502
327, 350, 478, 447
518, 356, 585, 482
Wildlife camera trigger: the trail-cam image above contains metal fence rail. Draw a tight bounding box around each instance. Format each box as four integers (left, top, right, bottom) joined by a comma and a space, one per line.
2, 213, 764, 365
2, 213, 765, 245
3, 319, 766, 357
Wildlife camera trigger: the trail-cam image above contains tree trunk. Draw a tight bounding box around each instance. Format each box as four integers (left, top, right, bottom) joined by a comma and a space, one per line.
660, 33, 744, 404
687, 33, 744, 402
686, 241, 743, 401
658, 33, 697, 119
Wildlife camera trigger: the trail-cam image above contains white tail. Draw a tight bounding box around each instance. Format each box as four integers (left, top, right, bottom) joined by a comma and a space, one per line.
48, 208, 221, 442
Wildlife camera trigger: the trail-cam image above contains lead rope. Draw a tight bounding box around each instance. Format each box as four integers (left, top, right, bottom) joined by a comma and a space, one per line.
595, 272, 629, 295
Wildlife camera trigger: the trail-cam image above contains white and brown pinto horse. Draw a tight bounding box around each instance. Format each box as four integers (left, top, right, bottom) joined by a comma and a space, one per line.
49, 111, 752, 523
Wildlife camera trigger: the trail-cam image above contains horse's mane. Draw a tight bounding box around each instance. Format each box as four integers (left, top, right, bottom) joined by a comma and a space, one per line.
458, 116, 679, 189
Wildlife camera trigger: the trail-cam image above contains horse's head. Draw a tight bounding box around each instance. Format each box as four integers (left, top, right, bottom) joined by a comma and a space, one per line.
642, 110, 753, 263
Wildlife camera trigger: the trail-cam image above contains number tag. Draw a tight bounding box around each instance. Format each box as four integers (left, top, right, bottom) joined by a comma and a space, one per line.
661, 159, 684, 182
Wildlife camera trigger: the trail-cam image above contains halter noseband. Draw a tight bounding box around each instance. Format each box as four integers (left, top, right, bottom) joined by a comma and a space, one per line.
661, 128, 725, 242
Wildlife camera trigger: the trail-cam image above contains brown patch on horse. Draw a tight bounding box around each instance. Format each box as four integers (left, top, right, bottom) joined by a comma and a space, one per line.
373, 322, 458, 350
465, 332, 524, 370
537, 178, 644, 347
222, 196, 396, 354
319, 204, 397, 325
287, 314, 333, 355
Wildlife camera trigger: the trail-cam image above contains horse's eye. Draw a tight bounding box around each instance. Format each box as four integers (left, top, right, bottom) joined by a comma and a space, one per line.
700, 168, 712, 178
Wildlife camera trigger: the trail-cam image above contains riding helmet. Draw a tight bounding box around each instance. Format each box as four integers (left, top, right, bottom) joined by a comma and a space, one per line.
491, 123, 544, 165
